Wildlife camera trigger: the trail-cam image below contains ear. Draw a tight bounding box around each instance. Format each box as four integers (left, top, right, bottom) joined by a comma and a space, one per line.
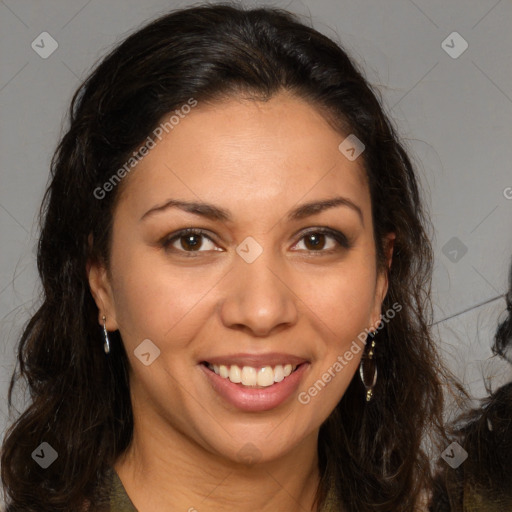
86, 238, 119, 331
370, 232, 396, 329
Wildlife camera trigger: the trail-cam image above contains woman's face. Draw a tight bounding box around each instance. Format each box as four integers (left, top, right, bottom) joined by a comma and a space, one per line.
89, 91, 391, 464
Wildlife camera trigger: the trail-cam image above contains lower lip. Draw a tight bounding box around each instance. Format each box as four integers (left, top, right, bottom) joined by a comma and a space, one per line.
200, 363, 309, 412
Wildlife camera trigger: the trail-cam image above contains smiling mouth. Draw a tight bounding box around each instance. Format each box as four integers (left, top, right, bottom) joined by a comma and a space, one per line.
201, 362, 302, 388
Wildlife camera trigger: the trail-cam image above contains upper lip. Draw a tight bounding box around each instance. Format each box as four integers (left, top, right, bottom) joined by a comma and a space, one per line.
201, 352, 308, 367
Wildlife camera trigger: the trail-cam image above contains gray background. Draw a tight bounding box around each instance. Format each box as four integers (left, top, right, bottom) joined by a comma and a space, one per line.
1, 0, 512, 466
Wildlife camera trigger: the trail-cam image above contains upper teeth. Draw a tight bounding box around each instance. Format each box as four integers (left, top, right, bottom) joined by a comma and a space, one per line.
208, 363, 298, 387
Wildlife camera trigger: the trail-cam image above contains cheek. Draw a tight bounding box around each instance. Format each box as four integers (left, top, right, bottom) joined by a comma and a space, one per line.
298, 266, 376, 410
306, 260, 377, 335
109, 244, 221, 351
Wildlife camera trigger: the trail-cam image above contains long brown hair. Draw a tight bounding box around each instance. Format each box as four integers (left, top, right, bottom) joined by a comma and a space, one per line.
1, 4, 449, 510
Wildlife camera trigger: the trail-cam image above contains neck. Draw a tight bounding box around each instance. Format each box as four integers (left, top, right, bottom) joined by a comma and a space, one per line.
114, 408, 322, 512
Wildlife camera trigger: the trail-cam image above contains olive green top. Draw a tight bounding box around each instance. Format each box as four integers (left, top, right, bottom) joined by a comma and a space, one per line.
462, 486, 512, 512
107, 469, 137, 511
431, 476, 512, 512
105, 467, 341, 512
105, 466, 512, 511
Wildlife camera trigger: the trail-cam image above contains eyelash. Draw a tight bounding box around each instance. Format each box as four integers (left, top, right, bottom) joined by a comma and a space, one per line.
160, 227, 352, 256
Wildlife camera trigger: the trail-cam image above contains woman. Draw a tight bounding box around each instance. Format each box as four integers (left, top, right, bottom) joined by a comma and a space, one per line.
1, 4, 449, 511
431, 261, 512, 511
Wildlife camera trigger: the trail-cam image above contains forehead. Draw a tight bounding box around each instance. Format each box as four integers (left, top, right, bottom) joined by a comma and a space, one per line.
115, 92, 370, 220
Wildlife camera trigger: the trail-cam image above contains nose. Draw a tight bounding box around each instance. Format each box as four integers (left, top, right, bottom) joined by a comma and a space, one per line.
218, 248, 299, 337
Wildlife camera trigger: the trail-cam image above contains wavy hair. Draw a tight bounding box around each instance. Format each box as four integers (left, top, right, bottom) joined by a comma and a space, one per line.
1, 4, 449, 511
430, 261, 512, 510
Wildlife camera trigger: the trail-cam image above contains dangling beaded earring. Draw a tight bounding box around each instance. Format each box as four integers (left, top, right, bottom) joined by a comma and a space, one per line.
359, 331, 377, 402
102, 315, 111, 354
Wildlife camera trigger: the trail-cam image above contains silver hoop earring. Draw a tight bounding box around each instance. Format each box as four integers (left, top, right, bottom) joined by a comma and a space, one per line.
102, 315, 110, 354
359, 332, 377, 402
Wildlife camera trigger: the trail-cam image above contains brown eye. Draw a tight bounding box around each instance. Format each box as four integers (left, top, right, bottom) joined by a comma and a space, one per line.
179, 233, 204, 251
303, 232, 328, 251
162, 229, 220, 253
293, 228, 350, 252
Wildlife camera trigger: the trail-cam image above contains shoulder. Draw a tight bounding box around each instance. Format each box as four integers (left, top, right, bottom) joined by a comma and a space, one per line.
84, 467, 137, 512
107, 467, 138, 512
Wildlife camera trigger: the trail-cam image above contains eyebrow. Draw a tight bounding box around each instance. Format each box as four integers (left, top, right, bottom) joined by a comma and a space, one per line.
140, 196, 363, 224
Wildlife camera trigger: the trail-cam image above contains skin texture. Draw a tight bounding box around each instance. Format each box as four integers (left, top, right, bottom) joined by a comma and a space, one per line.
88, 91, 393, 512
